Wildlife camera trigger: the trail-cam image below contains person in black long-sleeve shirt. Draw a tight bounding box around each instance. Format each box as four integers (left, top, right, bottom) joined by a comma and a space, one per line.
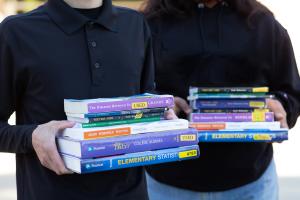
142, 0, 300, 199
0, 0, 156, 199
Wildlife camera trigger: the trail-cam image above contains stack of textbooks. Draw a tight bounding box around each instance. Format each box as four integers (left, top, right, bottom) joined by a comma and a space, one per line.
188, 87, 288, 142
57, 94, 200, 174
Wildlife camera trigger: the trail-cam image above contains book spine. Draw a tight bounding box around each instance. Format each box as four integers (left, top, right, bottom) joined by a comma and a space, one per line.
79, 129, 198, 158
198, 132, 288, 142
79, 145, 200, 174
87, 97, 174, 113
193, 108, 269, 113
81, 108, 167, 118
69, 119, 189, 140
190, 122, 280, 130
188, 94, 272, 100
190, 112, 274, 122
88, 112, 164, 123
81, 117, 162, 128
193, 99, 266, 109
190, 87, 269, 94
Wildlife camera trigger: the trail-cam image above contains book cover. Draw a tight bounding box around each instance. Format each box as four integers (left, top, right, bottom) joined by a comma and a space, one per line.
189, 87, 269, 94
60, 119, 189, 140
192, 99, 266, 109
189, 112, 274, 122
66, 108, 167, 118
67, 112, 165, 123
193, 108, 269, 113
75, 117, 162, 128
57, 128, 198, 158
64, 94, 174, 114
190, 121, 280, 130
197, 129, 288, 142
61, 145, 200, 174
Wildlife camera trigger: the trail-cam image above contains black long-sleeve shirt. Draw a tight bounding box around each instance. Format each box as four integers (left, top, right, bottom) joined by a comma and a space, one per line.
146, 3, 300, 191
0, 0, 154, 199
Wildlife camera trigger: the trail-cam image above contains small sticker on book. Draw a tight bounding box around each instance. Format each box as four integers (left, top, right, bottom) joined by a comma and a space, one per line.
132, 102, 148, 109
253, 134, 272, 141
252, 112, 266, 122
134, 113, 143, 119
179, 150, 198, 158
180, 135, 197, 141
249, 101, 265, 108
253, 87, 268, 93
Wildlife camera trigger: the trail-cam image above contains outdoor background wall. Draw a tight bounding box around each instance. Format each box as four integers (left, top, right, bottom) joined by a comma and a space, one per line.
0, 0, 299, 199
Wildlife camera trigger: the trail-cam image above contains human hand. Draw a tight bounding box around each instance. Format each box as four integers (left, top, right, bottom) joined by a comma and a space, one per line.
173, 97, 192, 116
165, 108, 178, 120
266, 98, 289, 129
32, 120, 75, 175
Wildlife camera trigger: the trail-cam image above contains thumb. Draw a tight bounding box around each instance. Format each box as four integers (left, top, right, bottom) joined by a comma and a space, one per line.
175, 97, 192, 114
56, 121, 76, 131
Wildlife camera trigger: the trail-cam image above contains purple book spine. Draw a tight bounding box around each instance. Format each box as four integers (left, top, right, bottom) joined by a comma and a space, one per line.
80, 128, 198, 158
195, 99, 266, 109
190, 113, 274, 122
87, 97, 174, 113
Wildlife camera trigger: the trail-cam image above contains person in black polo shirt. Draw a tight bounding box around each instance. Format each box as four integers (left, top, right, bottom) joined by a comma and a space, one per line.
0, 0, 157, 199
142, 0, 300, 199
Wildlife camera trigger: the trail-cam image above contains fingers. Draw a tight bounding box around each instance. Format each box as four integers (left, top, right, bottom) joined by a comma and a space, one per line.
175, 97, 192, 115
51, 120, 76, 131
266, 99, 289, 129
165, 109, 178, 120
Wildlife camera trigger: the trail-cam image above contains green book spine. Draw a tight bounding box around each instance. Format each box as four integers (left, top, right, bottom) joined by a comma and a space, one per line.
81, 117, 162, 128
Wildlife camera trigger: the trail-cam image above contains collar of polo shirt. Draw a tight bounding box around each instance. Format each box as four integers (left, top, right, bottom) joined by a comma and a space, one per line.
45, 0, 118, 34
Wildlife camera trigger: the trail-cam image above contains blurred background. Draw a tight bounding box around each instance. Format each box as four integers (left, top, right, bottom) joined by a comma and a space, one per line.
0, 0, 299, 199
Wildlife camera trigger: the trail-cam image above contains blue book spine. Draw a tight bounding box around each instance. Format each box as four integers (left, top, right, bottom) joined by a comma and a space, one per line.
193, 99, 266, 109
79, 128, 198, 158
198, 130, 288, 142
80, 145, 200, 173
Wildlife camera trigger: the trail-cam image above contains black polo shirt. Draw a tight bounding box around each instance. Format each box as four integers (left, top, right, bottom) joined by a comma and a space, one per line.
0, 0, 154, 199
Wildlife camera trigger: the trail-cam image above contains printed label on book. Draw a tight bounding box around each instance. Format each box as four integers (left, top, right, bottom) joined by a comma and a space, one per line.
253, 134, 272, 141
180, 135, 197, 141
179, 150, 198, 159
252, 112, 266, 122
132, 102, 148, 109
249, 101, 265, 108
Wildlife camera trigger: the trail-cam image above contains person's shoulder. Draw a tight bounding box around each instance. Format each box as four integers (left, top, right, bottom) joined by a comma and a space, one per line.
255, 12, 287, 35
0, 5, 47, 34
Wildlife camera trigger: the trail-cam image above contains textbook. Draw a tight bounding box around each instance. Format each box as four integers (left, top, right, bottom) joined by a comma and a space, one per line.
193, 108, 269, 113
192, 99, 266, 109
66, 107, 167, 118
189, 87, 269, 94
197, 129, 288, 142
57, 128, 198, 158
60, 119, 189, 140
189, 112, 274, 122
74, 117, 162, 128
64, 94, 174, 114
67, 112, 165, 123
190, 121, 280, 130
61, 145, 200, 174
188, 94, 273, 100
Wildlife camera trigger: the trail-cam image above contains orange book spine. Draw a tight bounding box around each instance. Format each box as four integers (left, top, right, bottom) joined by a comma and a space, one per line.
84, 127, 131, 140
189, 123, 226, 130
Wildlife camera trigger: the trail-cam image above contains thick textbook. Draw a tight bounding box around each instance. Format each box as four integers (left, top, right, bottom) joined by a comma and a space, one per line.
197, 129, 288, 142
64, 94, 174, 114
57, 128, 198, 158
67, 112, 165, 123
60, 119, 189, 140
190, 122, 280, 130
189, 87, 269, 94
74, 117, 162, 128
192, 99, 266, 109
189, 112, 274, 122
61, 145, 200, 174
66, 107, 167, 118
188, 93, 273, 100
